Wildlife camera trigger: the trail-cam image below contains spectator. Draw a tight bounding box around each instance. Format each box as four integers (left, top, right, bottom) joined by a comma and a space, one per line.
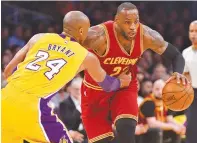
137, 79, 144, 105
7, 25, 25, 48
1, 26, 10, 52
10, 45, 22, 56
138, 79, 185, 143
49, 85, 69, 109
23, 27, 33, 43
47, 25, 55, 33
58, 77, 87, 143
2, 49, 13, 70
151, 64, 170, 81
139, 79, 153, 98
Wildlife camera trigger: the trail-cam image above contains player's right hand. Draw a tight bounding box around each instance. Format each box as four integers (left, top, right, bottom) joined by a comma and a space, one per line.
118, 71, 132, 88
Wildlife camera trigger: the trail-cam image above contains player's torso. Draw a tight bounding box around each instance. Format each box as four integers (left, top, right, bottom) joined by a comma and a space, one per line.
7, 33, 88, 98
84, 21, 143, 90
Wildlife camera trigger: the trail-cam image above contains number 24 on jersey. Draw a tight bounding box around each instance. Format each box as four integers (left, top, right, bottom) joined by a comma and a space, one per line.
26, 51, 67, 80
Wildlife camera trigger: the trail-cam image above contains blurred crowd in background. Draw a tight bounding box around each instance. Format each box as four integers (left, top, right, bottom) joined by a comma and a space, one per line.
1, 1, 197, 143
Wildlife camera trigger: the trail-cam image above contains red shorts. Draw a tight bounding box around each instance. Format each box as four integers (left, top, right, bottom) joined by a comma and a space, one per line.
81, 81, 138, 143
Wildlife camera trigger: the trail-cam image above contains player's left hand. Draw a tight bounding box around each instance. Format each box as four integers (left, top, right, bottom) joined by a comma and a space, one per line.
171, 72, 190, 85
118, 71, 132, 88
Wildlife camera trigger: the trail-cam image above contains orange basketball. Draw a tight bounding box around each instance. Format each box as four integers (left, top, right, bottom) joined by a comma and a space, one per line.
162, 78, 194, 111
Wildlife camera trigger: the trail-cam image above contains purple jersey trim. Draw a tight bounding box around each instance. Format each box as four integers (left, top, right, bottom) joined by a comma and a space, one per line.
39, 97, 72, 143
59, 34, 76, 42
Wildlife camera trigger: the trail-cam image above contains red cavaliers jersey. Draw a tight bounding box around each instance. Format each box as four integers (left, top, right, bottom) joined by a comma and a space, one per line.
84, 21, 144, 91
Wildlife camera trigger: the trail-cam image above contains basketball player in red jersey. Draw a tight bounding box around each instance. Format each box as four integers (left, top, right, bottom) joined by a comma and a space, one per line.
81, 3, 189, 143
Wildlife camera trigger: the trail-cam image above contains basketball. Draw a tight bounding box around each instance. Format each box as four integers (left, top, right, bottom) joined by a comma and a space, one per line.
162, 78, 194, 111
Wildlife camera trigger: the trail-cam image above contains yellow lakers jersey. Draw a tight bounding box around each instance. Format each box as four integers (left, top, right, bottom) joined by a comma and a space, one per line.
7, 33, 88, 97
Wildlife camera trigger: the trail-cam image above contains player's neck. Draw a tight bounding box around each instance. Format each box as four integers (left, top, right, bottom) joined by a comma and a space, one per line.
62, 32, 78, 42
114, 25, 130, 44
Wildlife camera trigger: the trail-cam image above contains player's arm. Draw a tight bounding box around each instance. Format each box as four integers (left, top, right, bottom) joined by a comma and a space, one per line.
80, 52, 131, 92
143, 25, 188, 84
182, 50, 192, 82
82, 25, 106, 56
4, 33, 44, 79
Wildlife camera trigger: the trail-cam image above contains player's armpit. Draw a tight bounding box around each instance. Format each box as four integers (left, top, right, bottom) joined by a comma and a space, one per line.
143, 25, 168, 54
4, 33, 45, 79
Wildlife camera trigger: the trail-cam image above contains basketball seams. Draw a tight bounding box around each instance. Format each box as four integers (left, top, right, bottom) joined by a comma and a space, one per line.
162, 82, 185, 95
180, 86, 192, 110
163, 86, 191, 107
162, 78, 194, 111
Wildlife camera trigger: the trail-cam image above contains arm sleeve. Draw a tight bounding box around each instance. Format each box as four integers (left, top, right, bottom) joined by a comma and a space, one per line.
161, 43, 185, 74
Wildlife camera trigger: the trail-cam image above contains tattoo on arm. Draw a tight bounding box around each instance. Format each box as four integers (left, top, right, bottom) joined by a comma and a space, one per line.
143, 25, 167, 54
83, 25, 106, 50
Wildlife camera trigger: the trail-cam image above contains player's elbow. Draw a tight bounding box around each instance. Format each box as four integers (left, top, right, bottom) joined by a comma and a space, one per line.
4, 66, 10, 79
4, 64, 17, 79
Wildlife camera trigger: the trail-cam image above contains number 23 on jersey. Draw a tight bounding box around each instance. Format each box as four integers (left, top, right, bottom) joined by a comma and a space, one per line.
26, 51, 67, 80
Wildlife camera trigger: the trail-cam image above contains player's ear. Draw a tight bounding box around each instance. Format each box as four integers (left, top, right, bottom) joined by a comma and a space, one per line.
79, 27, 83, 35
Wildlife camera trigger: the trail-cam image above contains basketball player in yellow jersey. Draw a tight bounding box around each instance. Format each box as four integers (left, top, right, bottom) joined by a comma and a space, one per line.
2, 11, 131, 143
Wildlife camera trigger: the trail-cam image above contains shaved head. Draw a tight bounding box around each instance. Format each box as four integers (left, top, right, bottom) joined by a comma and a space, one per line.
117, 2, 137, 14
63, 11, 90, 44
189, 20, 197, 47
63, 11, 89, 29
190, 20, 197, 25
152, 79, 165, 99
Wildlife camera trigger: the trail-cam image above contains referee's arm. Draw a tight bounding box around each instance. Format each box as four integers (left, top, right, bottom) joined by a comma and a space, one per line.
182, 50, 192, 82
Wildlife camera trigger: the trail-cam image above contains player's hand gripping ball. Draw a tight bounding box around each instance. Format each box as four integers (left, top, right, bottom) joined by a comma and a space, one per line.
162, 73, 194, 111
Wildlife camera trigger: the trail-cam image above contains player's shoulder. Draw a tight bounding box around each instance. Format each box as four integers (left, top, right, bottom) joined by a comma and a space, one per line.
69, 40, 83, 48
89, 24, 105, 35
33, 33, 47, 38
182, 46, 193, 55
27, 33, 46, 46
142, 24, 162, 39
83, 24, 106, 50
142, 24, 153, 41
69, 41, 88, 54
